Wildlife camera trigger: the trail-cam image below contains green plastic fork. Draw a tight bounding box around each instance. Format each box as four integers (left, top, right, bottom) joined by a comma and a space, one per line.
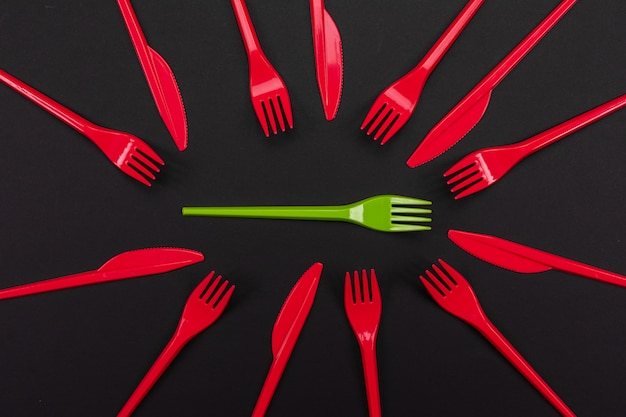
182, 195, 432, 232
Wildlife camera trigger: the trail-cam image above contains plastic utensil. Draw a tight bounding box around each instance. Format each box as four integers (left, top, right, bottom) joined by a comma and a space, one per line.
344, 269, 383, 417
251, 262, 323, 417
420, 260, 576, 417
0, 248, 203, 300
230, 0, 293, 136
117, 272, 234, 417
445, 93, 626, 199
118, 0, 188, 151
407, 0, 578, 167
362, 0, 484, 144
182, 195, 432, 232
0, 68, 164, 186
449, 229, 626, 288
310, 0, 344, 120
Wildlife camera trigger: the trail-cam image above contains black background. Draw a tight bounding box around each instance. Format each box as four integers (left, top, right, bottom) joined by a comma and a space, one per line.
1, 1, 625, 416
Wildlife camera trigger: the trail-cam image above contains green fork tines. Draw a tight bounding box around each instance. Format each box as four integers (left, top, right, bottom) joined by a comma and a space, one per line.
356, 195, 432, 232
182, 194, 432, 233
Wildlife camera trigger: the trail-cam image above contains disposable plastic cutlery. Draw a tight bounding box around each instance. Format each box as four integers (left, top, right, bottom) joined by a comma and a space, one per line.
117, 272, 234, 417
420, 260, 576, 417
344, 269, 382, 417
310, 0, 344, 120
0, 69, 164, 186
0, 248, 203, 300
118, 0, 188, 151
182, 195, 432, 232
252, 262, 323, 417
407, 0, 578, 167
230, 0, 293, 136
444, 93, 626, 198
449, 229, 626, 288
361, 0, 484, 144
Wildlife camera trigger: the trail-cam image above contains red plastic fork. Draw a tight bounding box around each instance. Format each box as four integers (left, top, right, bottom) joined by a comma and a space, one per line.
230, 0, 294, 136
420, 260, 576, 417
117, 272, 234, 417
344, 270, 382, 417
0, 68, 164, 186
445, 93, 626, 199
361, 0, 484, 144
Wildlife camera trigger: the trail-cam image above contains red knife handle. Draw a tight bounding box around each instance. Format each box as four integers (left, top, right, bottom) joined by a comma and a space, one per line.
418, 0, 484, 74
475, 319, 576, 417
117, 1, 162, 94
251, 354, 290, 417
310, 0, 325, 24
516, 93, 626, 155
0, 68, 95, 135
538, 252, 626, 288
230, 0, 264, 57
0, 269, 140, 300
310, 0, 326, 60
482, 0, 577, 91
477, 231, 626, 288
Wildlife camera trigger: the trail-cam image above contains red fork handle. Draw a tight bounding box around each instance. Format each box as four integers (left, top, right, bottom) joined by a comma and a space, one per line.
482, 0, 577, 91
417, 0, 484, 74
230, 0, 264, 57
517, 93, 626, 155
476, 319, 576, 417
0, 68, 95, 135
117, 334, 188, 417
358, 341, 382, 417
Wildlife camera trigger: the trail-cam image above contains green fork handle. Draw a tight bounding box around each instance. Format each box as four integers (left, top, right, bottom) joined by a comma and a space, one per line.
182, 206, 351, 221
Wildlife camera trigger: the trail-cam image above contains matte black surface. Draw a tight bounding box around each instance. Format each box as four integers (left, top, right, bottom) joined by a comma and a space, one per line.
1, 1, 625, 416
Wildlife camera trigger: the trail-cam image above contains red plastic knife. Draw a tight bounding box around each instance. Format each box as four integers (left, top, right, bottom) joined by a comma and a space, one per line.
449, 229, 626, 288
251, 262, 323, 417
407, 0, 577, 167
0, 248, 204, 300
118, 0, 188, 151
310, 0, 343, 120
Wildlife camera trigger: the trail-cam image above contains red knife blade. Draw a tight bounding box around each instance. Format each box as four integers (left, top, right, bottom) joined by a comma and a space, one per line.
448, 229, 626, 288
251, 262, 323, 417
118, 0, 188, 151
407, 0, 577, 167
311, 0, 343, 120
0, 248, 204, 300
